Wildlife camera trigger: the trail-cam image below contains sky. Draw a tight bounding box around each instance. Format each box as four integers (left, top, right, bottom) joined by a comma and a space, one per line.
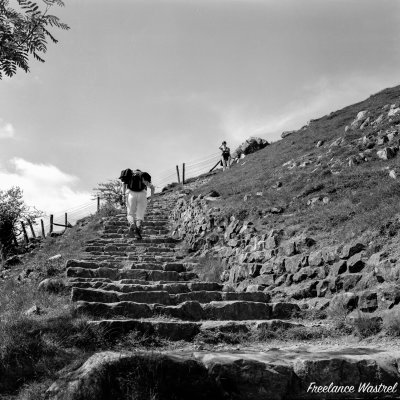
1, 0, 400, 220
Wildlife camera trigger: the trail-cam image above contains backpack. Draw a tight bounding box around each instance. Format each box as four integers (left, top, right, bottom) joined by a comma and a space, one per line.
128, 170, 144, 192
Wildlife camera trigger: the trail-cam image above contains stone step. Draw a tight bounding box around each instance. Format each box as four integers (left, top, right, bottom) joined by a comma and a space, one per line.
71, 287, 271, 305
67, 266, 197, 281
87, 318, 304, 341
70, 281, 223, 293
104, 222, 169, 228
66, 260, 121, 270
47, 347, 400, 400
128, 255, 183, 262
130, 262, 185, 272
75, 300, 299, 321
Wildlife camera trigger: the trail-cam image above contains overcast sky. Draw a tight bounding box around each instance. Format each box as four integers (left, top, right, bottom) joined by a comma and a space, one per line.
1, 0, 399, 217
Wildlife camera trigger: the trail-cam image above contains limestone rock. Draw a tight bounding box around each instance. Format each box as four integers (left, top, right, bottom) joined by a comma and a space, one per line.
231, 137, 269, 159
340, 243, 365, 259
377, 147, 398, 160
347, 253, 365, 273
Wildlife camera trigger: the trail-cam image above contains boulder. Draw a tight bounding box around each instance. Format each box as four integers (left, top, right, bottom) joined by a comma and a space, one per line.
281, 241, 297, 256
285, 254, 307, 274
377, 147, 398, 160
347, 253, 365, 273
329, 292, 359, 312
290, 280, 318, 299
38, 278, 67, 293
271, 302, 300, 318
332, 274, 362, 292
308, 251, 324, 267
358, 291, 378, 313
340, 243, 365, 259
330, 260, 347, 276
231, 137, 269, 159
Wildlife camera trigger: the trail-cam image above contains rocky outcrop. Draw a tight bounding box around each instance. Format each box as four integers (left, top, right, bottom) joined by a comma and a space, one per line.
171, 193, 400, 313
231, 137, 269, 159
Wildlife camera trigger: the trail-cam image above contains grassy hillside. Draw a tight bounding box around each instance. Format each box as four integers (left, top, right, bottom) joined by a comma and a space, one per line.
195, 84, 400, 247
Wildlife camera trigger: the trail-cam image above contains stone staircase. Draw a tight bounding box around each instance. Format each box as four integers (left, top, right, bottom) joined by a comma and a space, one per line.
65, 191, 301, 342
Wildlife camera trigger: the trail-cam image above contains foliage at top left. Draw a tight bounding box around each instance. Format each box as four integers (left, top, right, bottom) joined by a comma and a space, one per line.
0, 0, 69, 79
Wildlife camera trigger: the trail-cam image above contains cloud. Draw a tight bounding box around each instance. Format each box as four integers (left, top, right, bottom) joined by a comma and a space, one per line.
0, 119, 15, 139
0, 158, 94, 217
219, 74, 399, 143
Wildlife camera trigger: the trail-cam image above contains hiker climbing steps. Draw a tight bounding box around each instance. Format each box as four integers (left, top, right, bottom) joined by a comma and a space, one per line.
65, 192, 301, 341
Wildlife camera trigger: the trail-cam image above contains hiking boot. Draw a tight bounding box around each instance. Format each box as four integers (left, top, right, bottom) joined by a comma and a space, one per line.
135, 226, 143, 240
128, 223, 136, 237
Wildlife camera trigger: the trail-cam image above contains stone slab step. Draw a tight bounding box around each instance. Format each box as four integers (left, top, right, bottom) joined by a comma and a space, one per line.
70, 281, 223, 294
87, 318, 304, 341
130, 262, 185, 273
75, 300, 299, 321
71, 287, 271, 305
67, 267, 197, 282
66, 260, 121, 270
47, 348, 400, 400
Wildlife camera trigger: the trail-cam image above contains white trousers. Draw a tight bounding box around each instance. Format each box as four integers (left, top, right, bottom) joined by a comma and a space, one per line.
126, 189, 147, 224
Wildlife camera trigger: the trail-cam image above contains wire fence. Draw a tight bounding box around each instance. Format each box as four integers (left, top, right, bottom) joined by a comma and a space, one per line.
152, 151, 221, 190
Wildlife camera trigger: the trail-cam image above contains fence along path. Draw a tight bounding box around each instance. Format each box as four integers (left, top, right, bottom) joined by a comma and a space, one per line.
23, 201, 98, 240
152, 151, 221, 190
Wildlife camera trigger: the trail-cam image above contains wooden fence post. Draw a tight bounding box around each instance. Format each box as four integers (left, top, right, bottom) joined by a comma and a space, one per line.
41, 219, 46, 238
97, 196, 100, 212
182, 163, 185, 185
176, 165, 181, 184
21, 221, 29, 243
65, 213, 68, 230
27, 219, 36, 238
50, 215, 53, 234
210, 160, 221, 172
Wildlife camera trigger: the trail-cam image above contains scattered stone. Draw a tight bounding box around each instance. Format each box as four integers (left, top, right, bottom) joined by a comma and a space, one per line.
373, 114, 384, 125
24, 304, 41, 316
377, 147, 398, 160
359, 116, 371, 130
388, 107, 400, 117
48, 254, 62, 261
206, 190, 220, 198
270, 207, 284, 214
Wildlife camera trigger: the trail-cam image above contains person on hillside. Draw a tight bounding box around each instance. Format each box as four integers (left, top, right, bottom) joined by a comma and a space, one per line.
119, 168, 155, 240
219, 141, 231, 171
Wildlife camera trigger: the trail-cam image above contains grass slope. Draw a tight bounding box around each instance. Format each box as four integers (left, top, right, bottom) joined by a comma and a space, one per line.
196, 84, 400, 247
